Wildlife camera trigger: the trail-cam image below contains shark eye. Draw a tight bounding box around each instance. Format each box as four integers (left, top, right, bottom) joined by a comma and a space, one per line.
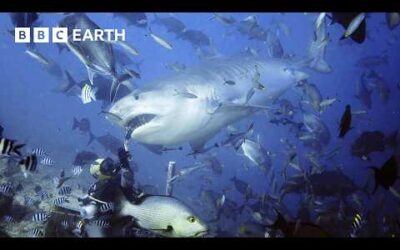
187, 216, 197, 223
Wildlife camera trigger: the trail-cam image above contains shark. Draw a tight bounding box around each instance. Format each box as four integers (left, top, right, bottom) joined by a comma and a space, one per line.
106, 57, 308, 151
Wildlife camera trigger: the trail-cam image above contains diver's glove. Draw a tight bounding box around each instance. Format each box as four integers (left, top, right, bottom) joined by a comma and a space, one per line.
118, 147, 131, 167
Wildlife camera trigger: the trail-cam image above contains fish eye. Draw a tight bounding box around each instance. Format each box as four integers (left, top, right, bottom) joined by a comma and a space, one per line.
187, 216, 196, 223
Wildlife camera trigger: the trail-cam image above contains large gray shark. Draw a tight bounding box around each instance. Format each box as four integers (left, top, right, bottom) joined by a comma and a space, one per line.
106, 57, 308, 151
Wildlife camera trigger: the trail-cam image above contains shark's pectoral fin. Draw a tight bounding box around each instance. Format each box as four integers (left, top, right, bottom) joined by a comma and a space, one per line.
139, 143, 164, 155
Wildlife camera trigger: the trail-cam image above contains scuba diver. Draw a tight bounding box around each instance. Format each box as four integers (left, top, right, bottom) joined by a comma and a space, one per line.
77, 147, 143, 237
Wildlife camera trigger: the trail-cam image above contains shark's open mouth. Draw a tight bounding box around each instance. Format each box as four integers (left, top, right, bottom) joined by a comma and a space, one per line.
126, 114, 156, 133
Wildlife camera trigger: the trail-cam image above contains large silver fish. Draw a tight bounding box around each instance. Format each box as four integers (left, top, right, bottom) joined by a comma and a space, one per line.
308, 13, 331, 73
59, 14, 126, 103
107, 57, 308, 151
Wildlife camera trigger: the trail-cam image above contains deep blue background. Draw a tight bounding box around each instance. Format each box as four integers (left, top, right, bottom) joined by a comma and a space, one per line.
0, 13, 399, 235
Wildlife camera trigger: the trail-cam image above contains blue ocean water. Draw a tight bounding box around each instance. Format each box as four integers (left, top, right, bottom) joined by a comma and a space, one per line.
0, 13, 399, 237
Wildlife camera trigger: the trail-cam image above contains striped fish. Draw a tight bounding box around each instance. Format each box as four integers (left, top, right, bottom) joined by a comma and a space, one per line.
36, 190, 51, 200
58, 186, 72, 196
99, 202, 115, 213
90, 219, 110, 228
19, 154, 38, 178
40, 156, 55, 166
72, 220, 85, 237
54, 197, 69, 206
24, 196, 36, 206
80, 84, 97, 104
32, 212, 50, 222
0, 138, 24, 156
71, 165, 83, 176
0, 183, 13, 196
76, 220, 84, 230
2, 215, 15, 223
350, 213, 364, 237
61, 220, 69, 230
31, 148, 48, 157
29, 228, 44, 237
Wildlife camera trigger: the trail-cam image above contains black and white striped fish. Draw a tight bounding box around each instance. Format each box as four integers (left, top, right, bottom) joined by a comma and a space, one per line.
36, 190, 51, 200
24, 195, 36, 206
32, 212, 50, 222
71, 165, 83, 176
76, 220, 84, 230
2, 215, 15, 223
54, 197, 69, 206
90, 219, 110, 228
60, 220, 69, 230
72, 220, 85, 237
0, 137, 24, 156
31, 148, 48, 157
80, 83, 97, 104
58, 186, 72, 196
29, 228, 44, 237
0, 183, 13, 196
40, 156, 55, 166
99, 202, 115, 213
19, 154, 37, 178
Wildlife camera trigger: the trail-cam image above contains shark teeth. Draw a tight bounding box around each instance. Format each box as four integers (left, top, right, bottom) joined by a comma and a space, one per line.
127, 114, 156, 133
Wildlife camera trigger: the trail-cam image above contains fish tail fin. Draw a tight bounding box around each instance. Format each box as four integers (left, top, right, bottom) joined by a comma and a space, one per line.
208, 13, 217, 21
72, 117, 79, 130
271, 207, 285, 228
13, 144, 25, 157
325, 14, 334, 23
110, 77, 121, 103
64, 70, 77, 92
87, 132, 96, 146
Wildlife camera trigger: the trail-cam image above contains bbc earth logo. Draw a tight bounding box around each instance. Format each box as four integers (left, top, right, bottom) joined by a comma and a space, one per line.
14, 27, 126, 43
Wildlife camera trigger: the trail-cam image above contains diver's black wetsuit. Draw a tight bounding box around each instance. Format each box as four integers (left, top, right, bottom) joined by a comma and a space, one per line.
87, 148, 138, 204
